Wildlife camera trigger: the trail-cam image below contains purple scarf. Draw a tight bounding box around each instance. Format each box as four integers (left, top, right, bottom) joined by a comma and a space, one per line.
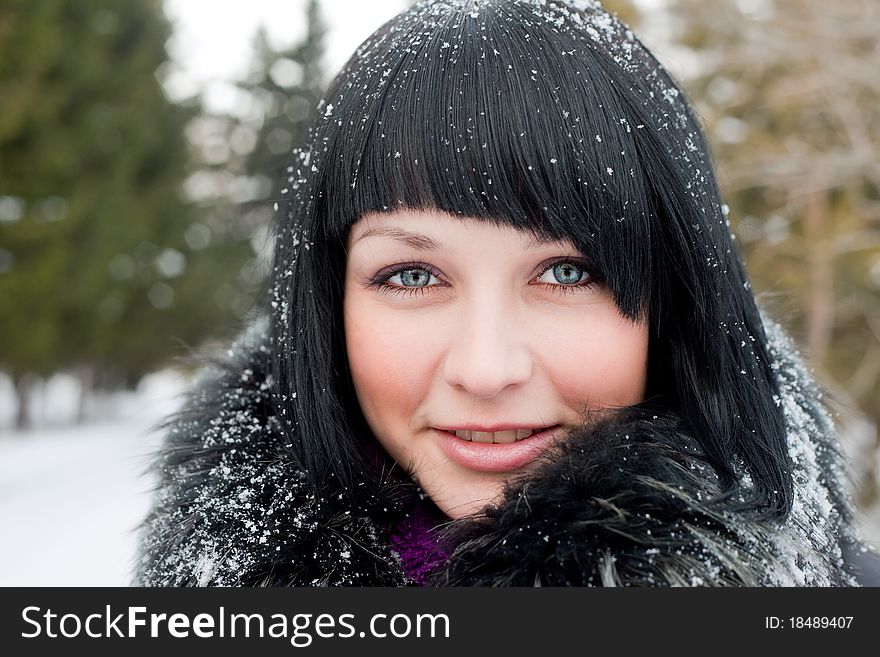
387, 497, 450, 586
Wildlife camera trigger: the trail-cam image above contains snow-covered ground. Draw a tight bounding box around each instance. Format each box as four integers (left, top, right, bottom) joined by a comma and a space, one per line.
1, 369, 879, 586
0, 370, 188, 586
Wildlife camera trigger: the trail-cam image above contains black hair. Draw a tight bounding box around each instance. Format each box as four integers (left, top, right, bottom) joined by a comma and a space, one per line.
268, 0, 793, 520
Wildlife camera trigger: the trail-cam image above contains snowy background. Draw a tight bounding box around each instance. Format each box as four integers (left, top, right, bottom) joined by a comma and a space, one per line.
0, 371, 187, 586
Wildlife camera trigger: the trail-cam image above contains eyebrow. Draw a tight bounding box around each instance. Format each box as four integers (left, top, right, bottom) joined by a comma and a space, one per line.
354, 226, 441, 250
353, 225, 563, 250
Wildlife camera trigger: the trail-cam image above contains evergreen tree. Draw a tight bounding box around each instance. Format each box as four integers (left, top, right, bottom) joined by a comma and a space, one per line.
243, 0, 327, 204
194, 0, 329, 318
0, 0, 249, 427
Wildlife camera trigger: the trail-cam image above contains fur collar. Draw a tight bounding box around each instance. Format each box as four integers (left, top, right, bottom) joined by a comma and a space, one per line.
134, 315, 864, 586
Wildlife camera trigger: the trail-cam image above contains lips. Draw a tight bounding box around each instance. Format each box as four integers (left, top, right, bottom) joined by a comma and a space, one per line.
435, 425, 564, 472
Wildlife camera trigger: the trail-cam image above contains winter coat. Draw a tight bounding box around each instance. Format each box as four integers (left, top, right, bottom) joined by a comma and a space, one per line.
133, 313, 880, 586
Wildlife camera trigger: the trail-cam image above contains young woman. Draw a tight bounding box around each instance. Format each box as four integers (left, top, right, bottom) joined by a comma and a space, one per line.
134, 0, 880, 586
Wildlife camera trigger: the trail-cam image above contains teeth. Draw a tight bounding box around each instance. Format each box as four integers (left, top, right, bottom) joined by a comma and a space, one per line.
492, 430, 517, 444
453, 428, 546, 443
471, 431, 495, 443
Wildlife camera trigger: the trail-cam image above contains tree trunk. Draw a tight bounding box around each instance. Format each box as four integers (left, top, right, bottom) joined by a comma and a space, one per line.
13, 372, 34, 431
77, 364, 94, 424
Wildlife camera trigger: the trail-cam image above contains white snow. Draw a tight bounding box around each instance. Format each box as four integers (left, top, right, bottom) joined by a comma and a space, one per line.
0, 370, 188, 586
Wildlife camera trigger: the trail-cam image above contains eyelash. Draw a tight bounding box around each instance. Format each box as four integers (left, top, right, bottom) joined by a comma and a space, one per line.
366, 258, 603, 299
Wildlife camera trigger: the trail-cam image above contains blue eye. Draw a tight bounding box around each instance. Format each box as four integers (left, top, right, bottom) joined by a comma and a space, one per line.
368, 261, 444, 298
537, 262, 589, 286
389, 268, 440, 288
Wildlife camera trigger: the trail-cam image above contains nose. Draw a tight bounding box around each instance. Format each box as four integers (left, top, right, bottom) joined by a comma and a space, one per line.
441, 294, 533, 399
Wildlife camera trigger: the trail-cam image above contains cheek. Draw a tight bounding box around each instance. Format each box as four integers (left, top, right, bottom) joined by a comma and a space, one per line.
343, 295, 432, 427
542, 312, 649, 408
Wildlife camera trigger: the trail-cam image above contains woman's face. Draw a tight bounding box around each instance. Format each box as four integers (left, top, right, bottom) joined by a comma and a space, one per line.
343, 209, 649, 520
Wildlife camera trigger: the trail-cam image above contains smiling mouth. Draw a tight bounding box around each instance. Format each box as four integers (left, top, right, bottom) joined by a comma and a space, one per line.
442, 426, 560, 444
435, 425, 566, 472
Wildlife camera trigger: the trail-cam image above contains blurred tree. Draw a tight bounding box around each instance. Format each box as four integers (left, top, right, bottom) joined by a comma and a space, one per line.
178, 0, 328, 326
0, 0, 251, 428
243, 0, 327, 204
661, 0, 880, 504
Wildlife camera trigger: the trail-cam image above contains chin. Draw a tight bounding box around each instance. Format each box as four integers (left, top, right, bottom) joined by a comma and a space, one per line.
432, 481, 507, 520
